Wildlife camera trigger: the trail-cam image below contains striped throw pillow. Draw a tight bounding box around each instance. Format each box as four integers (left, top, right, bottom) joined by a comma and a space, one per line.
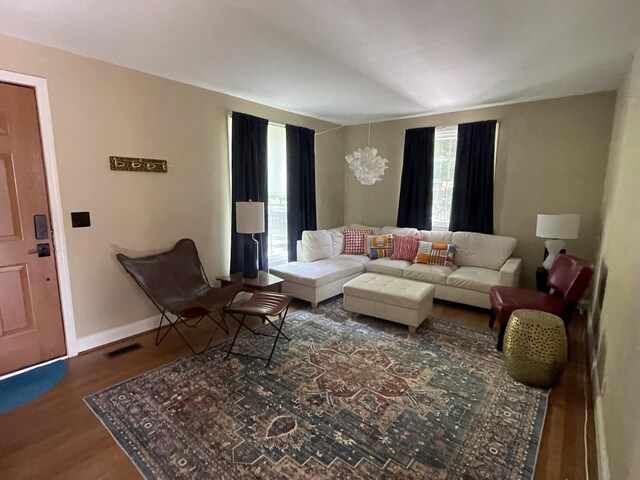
414, 241, 456, 267
365, 234, 393, 259
342, 228, 374, 255
390, 234, 421, 261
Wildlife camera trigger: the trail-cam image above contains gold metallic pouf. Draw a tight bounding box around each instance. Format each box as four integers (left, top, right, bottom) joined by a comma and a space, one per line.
503, 309, 568, 388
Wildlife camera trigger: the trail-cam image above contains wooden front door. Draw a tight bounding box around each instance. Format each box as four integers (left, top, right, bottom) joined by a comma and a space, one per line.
0, 81, 65, 375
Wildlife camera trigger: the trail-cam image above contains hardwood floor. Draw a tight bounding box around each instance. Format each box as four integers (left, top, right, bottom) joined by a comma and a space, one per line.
0, 299, 597, 479
430, 302, 598, 480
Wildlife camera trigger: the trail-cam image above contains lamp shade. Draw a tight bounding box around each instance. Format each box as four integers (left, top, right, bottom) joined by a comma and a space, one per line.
236, 201, 265, 234
536, 214, 580, 239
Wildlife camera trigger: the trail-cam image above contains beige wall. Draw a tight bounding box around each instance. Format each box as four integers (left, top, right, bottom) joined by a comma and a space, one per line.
315, 127, 346, 229
344, 93, 616, 288
0, 33, 343, 338
591, 46, 640, 479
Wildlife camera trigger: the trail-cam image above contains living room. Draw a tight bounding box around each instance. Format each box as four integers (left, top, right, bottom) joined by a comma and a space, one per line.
0, 1, 638, 479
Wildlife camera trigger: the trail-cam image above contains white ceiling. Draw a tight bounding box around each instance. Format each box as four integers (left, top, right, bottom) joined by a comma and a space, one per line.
0, 0, 639, 125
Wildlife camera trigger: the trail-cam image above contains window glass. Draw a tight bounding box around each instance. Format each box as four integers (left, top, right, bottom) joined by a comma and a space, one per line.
432, 126, 458, 230
267, 124, 288, 266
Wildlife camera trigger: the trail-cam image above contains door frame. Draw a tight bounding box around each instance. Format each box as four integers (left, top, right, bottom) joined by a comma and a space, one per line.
0, 69, 78, 357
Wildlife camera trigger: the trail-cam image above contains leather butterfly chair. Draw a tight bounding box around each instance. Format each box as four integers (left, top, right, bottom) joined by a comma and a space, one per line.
117, 239, 243, 354
489, 254, 594, 351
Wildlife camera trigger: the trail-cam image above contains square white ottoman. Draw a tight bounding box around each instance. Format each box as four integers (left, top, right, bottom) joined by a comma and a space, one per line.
343, 273, 435, 333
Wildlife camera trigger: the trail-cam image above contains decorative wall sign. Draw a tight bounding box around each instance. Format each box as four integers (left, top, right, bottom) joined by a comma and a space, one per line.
109, 156, 168, 173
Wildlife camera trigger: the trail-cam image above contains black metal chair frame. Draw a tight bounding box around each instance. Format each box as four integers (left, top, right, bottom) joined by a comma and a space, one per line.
151, 303, 229, 355
223, 302, 291, 368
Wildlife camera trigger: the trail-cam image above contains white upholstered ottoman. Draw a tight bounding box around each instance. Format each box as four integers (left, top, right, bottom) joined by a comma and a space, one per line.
342, 273, 435, 333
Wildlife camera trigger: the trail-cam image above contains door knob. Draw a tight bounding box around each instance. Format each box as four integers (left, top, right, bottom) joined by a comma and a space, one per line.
27, 243, 51, 257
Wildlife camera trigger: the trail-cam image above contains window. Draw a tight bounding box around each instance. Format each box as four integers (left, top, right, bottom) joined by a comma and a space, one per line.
228, 117, 288, 268
266, 124, 288, 267
432, 125, 458, 230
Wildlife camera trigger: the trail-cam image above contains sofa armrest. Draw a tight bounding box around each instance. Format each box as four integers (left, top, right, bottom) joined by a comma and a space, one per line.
499, 257, 522, 287
296, 240, 304, 262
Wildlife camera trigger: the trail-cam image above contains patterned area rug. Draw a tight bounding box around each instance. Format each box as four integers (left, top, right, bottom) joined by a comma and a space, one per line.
85, 299, 548, 479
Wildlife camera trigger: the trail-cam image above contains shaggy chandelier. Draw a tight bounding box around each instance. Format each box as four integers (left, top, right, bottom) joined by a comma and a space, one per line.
345, 124, 388, 185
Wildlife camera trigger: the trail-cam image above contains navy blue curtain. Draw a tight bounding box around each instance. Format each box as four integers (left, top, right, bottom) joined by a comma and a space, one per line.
396, 127, 435, 229
449, 120, 497, 234
286, 124, 317, 261
230, 112, 269, 274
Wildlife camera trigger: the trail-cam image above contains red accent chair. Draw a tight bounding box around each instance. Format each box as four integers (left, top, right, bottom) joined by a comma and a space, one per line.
489, 254, 594, 350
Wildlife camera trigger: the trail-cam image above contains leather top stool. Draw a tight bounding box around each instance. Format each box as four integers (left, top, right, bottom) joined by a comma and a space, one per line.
223, 291, 293, 367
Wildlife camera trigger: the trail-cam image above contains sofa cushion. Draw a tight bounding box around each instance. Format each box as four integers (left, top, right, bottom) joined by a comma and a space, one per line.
336, 254, 371, 265
451, 232, 517, 270
328, 227, 345, 257
365, 234, 394, 259
414, 241, 456, 267
378, 226, 419, 236
270, 258, 363, 288
343, 228, 374, 255
391, 234, 421, 261
419, 230, 454, 243
301, 230, 332, 262
403, 263, 456, 284
350, 223, 380, 233
365, 258, 411, 276
446, 266, 501, 293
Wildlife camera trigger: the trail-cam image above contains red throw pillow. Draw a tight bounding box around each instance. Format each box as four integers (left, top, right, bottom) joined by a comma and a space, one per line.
342, 228, 374, 255
391, 234, 421, 261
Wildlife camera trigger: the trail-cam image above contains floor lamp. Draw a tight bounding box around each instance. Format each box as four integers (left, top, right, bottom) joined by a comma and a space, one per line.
536, 214, 580, 270
236, 201, 265, 278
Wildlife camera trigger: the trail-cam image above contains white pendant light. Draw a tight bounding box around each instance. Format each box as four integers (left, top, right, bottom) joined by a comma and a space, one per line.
345, 124, 388, 185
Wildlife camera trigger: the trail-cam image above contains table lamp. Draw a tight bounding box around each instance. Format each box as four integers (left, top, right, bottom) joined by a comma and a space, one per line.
236, 200, 265, 278
536, 213, 580, 269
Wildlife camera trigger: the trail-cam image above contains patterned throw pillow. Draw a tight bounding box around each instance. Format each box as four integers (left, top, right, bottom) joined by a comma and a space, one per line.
342, 228, 374, 255
414, 241, 456, 267
365, 234, 394, 259
390, 234, 421, 261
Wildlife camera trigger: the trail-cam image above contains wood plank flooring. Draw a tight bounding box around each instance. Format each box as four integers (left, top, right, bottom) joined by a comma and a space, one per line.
0, 299, 597, 479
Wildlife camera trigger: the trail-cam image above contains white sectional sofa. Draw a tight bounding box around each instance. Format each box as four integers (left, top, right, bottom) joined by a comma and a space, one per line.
269, 225, 522, 309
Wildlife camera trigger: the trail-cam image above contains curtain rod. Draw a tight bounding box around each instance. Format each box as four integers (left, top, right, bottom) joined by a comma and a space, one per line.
315, 125, 344, 136
226, 111, 346, 136
226, 112, 285, 128
430, 120, 500, 129
227, 112, 497, 134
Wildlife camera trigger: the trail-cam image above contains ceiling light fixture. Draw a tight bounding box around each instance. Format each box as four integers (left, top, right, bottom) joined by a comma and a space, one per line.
345, 124, 388, 186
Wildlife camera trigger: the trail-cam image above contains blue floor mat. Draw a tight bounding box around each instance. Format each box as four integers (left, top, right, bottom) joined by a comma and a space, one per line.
0, 360, 67, 414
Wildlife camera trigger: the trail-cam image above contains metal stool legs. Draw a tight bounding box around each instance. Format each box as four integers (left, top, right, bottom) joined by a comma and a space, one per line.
223, 292, 292, 367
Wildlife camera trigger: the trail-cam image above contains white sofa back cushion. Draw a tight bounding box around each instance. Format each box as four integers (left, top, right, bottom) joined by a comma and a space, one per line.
419, 230, 454, 243
302, 230, 332, 262
350, 223, 380, 233
378, 226, 419, 236
452, 231, 517, 270
328, 227, 345, 257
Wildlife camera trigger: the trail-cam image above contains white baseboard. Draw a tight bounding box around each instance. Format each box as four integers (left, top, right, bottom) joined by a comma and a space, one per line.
594, 395, 610, 480
591, 361, 610, 480
77, 315, 160, 353
75, 294, 252, 353
586, 308, 609, 480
